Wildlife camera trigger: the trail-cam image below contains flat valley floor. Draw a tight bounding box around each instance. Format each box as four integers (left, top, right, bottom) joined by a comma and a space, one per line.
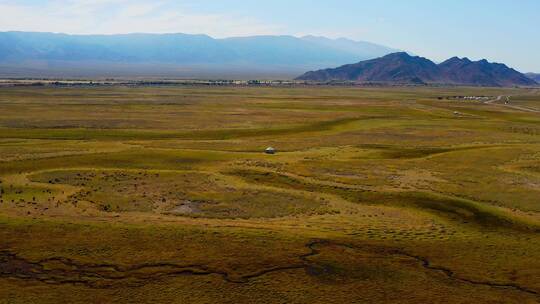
0, 85, 539, 303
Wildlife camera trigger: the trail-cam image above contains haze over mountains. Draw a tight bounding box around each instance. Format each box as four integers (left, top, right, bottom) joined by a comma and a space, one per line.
0, 31, 398, 78
297, 52, 537, 87
526, 73, 540, 83
1, 31, 535, 86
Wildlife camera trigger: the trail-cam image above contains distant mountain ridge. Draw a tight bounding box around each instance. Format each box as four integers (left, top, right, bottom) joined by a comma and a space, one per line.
300, 35, 398, 61
297, 52, 537, 87
0, 31, 398, 78
526, 73, 540, 82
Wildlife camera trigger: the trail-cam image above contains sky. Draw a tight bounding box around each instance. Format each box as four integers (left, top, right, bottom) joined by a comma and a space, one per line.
0, 0, 539, 72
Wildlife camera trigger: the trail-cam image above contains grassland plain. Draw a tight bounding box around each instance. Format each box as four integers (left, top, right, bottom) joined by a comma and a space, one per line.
0, 85, 539, 303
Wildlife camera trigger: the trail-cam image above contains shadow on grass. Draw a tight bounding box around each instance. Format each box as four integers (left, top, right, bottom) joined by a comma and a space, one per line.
228, 169, 538, 233
0, 117, 359, 141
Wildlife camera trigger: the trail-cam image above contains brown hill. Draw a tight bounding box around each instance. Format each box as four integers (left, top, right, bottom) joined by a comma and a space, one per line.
439, 57, 535, 87
297, 52, 537, 87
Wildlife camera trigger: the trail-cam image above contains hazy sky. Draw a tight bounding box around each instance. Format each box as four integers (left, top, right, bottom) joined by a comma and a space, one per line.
1, 0, 539, 71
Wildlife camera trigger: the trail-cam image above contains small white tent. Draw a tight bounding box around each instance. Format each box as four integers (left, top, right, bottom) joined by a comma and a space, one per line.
265, 147, 276, 154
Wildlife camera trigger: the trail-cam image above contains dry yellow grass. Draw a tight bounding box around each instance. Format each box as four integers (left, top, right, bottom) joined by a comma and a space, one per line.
0, 85, 539, 303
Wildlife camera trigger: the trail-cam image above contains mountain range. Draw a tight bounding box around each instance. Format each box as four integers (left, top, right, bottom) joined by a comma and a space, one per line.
297, 52, 537, 87
526, 73, 540, 83
0, 31, 398, 78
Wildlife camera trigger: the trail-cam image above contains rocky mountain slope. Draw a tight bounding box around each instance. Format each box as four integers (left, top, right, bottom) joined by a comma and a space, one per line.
297, 52, 537, 87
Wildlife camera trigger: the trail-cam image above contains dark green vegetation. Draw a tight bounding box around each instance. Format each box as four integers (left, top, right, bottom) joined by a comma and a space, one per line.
29, 170, 328, 218
228, 169, 536, 232
0, 86, 539, 303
